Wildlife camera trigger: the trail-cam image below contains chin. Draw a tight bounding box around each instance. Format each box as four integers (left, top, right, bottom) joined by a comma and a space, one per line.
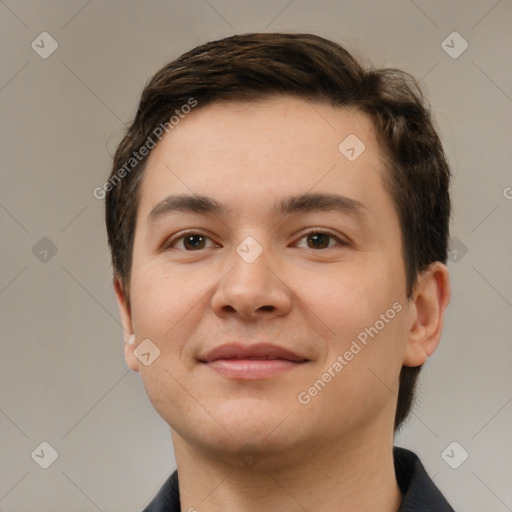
169, 397, 304, 453
215, 398, 295, 437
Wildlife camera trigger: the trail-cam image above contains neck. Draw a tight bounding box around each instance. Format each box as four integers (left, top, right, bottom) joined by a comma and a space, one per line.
171, 427, 402, 512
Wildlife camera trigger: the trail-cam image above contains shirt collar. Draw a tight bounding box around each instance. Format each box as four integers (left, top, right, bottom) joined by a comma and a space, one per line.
143, 446, 455, 511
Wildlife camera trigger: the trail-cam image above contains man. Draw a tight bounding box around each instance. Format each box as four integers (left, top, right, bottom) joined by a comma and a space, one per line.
105, 33, 453, 511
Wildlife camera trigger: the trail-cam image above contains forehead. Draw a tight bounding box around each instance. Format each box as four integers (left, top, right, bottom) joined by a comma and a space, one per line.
136, 96, 391, 223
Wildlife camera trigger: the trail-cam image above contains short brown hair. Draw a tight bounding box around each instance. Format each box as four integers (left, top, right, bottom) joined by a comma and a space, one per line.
105, 32, 451, 430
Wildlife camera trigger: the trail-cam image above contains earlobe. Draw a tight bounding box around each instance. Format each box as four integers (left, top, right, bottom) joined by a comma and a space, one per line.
403, 263, 451, 367
113, 277, 140, 373
123, 340, 140, 372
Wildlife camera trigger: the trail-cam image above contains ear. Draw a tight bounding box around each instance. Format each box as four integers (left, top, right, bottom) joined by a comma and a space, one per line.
113, 277, 140, 372
403, 262, 451, 367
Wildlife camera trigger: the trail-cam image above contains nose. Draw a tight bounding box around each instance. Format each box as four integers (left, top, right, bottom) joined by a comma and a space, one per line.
210, 242, 293, 321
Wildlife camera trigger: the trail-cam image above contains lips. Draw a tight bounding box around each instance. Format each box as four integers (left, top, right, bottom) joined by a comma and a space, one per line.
200, 343, 307, 363
199, 343, 309, 379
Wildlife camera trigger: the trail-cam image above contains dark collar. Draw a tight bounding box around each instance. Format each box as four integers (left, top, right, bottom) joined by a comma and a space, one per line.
394, 447, 455, 511
143, 446, 455, 511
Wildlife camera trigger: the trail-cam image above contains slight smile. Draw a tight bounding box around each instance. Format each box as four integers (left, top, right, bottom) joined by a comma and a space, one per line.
199, 343, 310, 380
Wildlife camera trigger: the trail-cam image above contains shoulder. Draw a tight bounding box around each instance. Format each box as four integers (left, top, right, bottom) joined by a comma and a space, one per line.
141, 470, 180, 512
394, 446, 456, 511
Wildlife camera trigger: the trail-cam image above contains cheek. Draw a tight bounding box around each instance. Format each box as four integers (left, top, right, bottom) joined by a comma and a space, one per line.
297, 310, 408, 437
296, 260, 400, 336
301, 262, 408, 386
128, 263, 208, 425
129, 258, 204, 339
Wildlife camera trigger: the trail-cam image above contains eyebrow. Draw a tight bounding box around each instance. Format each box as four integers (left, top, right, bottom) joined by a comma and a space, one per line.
146, 192, 369, 225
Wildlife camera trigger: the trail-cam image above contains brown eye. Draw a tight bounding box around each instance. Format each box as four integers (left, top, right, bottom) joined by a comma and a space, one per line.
306, 232, 331, 249
182, 234, 206, 250
295, 230, 345, 250
167, 232, 217, 251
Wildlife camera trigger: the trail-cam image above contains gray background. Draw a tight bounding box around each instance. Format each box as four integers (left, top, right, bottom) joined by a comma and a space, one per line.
0, 0, 511, 510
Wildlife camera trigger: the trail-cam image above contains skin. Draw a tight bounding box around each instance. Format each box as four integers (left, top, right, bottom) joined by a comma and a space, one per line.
114, 96, 451, 512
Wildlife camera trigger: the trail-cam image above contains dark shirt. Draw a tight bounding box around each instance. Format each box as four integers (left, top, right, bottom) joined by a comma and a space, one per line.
142, 446, 455, 511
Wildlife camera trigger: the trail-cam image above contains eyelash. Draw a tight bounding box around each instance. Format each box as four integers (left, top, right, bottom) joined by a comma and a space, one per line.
165, 228, 347, 251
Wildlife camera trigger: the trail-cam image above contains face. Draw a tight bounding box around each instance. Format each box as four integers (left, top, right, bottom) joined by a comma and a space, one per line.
118, 96, 420, 463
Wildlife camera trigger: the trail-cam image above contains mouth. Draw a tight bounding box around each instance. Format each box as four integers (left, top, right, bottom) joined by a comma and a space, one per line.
198, 343, 309, 380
